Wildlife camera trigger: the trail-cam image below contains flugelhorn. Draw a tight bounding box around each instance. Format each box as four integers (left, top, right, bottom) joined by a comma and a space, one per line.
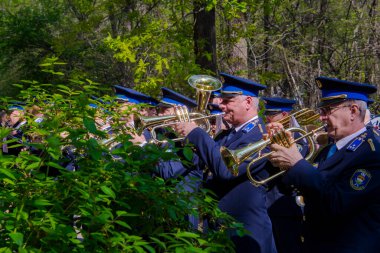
220, 125, 326, 186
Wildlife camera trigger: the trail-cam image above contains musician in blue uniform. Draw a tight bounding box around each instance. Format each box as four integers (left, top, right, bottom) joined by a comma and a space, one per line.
114, 85, 159, 143
5, 104, 27, 156
174, 73, 277, 253
154, 87, 199, 184
153, 88, 204, 230
267, 76, 380, 253
262, 97, 305, 253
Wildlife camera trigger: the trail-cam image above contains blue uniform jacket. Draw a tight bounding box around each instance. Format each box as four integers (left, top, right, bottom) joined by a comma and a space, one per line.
282, 128, 380, 253
187, 118, 277, 253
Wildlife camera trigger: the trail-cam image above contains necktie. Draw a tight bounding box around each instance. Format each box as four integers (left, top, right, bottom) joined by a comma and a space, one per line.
326, 143, 337, 159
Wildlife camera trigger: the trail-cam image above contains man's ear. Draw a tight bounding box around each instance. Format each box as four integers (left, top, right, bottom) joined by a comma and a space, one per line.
245, 96, 253, 110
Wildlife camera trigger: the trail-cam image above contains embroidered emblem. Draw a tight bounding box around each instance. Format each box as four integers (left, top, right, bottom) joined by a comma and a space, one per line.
347, 137, 365, 151
350, 169, 371, 190
242, 122, 256, 133
297, 144, 303, 153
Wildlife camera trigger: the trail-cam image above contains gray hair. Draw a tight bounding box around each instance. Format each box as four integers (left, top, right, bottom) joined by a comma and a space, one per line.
240, 95, 259, 109
343, 99, 367, 121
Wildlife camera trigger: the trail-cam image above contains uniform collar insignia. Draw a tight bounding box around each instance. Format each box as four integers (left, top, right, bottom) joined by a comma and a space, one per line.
242, 118, 259, 133
350, 169, 371, 190
346, 134, 367, 152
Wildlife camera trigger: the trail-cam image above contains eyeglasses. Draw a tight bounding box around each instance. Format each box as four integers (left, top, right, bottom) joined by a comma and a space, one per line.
318, 105, 352, 116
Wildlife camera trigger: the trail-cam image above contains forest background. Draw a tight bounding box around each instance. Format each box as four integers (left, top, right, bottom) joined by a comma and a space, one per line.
0, 0, 380, 251
1, 0, 379, 110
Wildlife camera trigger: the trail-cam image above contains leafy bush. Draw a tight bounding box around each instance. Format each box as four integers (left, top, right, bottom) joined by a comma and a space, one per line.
0, 67, 241, 252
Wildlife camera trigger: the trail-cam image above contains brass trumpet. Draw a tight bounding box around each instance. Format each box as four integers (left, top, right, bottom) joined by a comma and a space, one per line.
220, 125, 326, 186
277, 108, 320, 128
135, 106, 224, 143
134, 74, 223, 143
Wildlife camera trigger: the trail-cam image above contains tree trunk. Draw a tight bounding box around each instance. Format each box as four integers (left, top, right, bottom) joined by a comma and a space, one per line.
193, 1, 217, 73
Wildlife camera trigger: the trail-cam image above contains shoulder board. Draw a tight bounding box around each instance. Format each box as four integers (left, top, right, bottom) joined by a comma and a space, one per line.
346, 132, 367, 152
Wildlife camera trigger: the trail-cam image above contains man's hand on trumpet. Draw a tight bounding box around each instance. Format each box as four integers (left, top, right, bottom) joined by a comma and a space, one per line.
265, 123, 303, 171
173, 121, 198, 137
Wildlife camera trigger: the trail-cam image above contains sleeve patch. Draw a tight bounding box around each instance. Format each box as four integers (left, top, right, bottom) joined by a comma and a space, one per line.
350, 169, 371, 190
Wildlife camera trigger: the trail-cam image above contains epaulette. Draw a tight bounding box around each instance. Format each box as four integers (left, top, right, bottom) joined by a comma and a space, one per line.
346, 132, 367, 152
258, 123, 263, 133
367, 138, 376, 151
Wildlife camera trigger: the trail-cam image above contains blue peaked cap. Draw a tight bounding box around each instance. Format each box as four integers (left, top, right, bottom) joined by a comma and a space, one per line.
207, 103, 222, 115
262, 97, 296, 112
114, 85, 158, 105
220, 73, 266, 97
367, 98, 374, 106
210, 90, 221, 98
316, 76, 377, 107
160, 87, 197, 108
8, 101, 25, 111
8, 105, 24, 111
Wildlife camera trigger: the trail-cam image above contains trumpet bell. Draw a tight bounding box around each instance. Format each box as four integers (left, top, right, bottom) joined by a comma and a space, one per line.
188, 75, 222, 113
221, 139, 270, 176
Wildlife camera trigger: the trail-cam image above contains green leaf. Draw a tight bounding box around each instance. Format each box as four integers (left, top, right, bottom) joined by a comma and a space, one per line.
114, 220, 131, 229
83, 117, 97, 134
45, 162, 66, 171
175, 231, 199, 239
25, 162, 41, 171
183, 147, 193, 161
9, 232, 23, 246
100, 185, 116, 199
0, 247, 12, 253
0, 168, 16, 180
33, 199, 53, 207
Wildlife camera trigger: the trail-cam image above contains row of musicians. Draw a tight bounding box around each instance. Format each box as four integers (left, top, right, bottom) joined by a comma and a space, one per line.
123, 73, 380, 253
2, 73, 380, 253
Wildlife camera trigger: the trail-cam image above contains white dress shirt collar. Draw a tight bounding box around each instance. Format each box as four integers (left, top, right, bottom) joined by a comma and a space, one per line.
335, 127, 366, 150
234, 115, 259, 132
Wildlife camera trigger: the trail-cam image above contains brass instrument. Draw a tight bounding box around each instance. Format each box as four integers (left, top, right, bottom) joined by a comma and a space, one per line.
277, 108, 320, 128
188, 75, 222, 113
220, 125, 326, 186
135, 106, 224, 143
134, 75, 223, 143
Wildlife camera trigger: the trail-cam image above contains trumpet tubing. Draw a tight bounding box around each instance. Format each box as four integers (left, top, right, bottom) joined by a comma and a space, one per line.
220, 125, 326, 186
277, 108, 320, 128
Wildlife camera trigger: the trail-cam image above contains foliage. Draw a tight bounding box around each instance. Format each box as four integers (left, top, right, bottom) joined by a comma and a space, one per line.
0, 69, 240, 252
1, 0, 379, 105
